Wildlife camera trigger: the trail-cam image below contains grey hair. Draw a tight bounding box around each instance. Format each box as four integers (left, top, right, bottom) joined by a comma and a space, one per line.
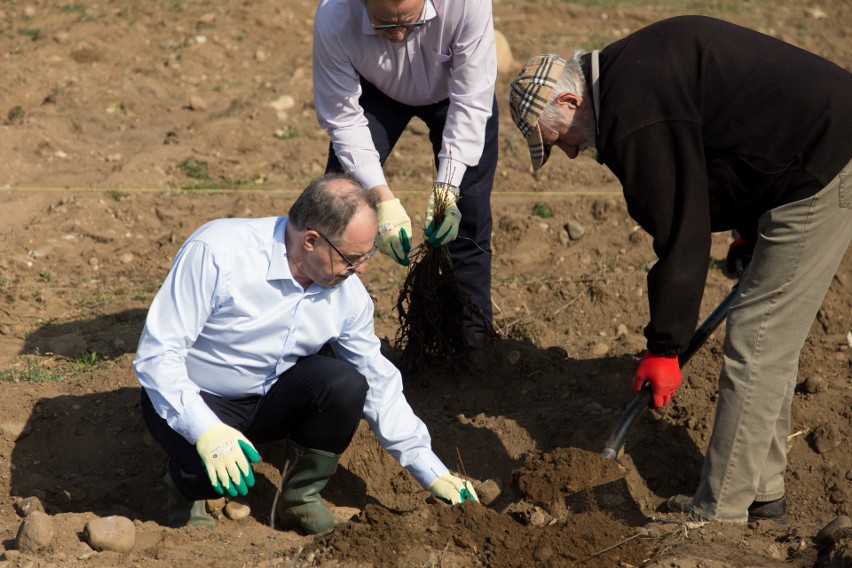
288, 173, 378, 241
540, 49, 590, 129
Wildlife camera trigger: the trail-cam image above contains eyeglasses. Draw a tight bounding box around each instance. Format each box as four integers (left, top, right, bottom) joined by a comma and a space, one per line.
371, 19, 426, 31
369, 0, 427, 32
307, 227, 378, 272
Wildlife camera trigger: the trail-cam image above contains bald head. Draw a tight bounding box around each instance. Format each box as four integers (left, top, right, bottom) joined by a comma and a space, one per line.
288, 173, 379, 242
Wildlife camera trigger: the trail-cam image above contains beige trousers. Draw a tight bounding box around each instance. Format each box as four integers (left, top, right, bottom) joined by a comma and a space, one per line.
692, 158, 852, 522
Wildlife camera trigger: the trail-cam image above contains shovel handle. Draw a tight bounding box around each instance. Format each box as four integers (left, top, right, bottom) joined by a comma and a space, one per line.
602, 387, 651, 460
601, 282, 741, 461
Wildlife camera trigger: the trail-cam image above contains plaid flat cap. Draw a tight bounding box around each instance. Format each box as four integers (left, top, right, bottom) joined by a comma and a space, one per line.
508, 54, 567, 171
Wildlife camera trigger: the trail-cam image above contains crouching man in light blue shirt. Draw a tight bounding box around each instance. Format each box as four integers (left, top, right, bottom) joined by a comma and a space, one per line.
133, 173, 477, 533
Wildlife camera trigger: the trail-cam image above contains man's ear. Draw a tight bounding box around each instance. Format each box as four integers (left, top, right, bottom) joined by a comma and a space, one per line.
555, 91, 582, 109
302, 229, 319, 252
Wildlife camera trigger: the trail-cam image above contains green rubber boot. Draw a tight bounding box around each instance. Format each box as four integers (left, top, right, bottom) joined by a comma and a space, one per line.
275, 438, 341, 535
164, 472, 216, 529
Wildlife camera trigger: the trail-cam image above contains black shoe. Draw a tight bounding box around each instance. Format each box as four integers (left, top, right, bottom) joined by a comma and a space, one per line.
665, 494, 693, 513
747, 497, 787, 524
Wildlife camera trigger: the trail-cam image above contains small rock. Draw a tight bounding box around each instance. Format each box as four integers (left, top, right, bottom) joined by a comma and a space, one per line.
223, 500, 251, 520
533, 545, 553, 562
802, 375, 825, 394
616, 324, 629, 338
189, 96, 208, 111
84, 515, 136, 554
198, 12, 216, 24
207, 497, 226, 512
46, 333, 87, 359
816, 516, 852, 546
620, 333, 647, 353
829, 484, 849, 505
565, 220, 585, 240
476, 479, 502, 506
328, 505, 360, 522
765, 543, 785, 561
254, 49, 267, 62
812, 423, 842, 454
591, 342, 609, 356
13, 497, 45, 517
15, 511, 54, 553
805, 7, 827, 19
529, 507, 549, 527
269, 95, 295, 112
505, 350, 520, 365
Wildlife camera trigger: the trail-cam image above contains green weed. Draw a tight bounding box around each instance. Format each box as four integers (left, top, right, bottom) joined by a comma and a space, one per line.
106, 189, 129, 201
274, 127, 301, 140
62, 2, 87, 13
7, 106, 25, 123
0, 358, 64, 383
18, 28, 44, 41
178, 157, 210, 180
531, 202, 554, 219
74, 351, 107, 373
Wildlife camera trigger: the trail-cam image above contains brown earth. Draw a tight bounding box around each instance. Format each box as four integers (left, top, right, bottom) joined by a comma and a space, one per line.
0, 1, 850, 567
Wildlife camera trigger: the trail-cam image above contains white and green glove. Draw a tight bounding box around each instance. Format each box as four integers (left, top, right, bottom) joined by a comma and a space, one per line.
195, 423, 261, 498
376, 198, 412, 266
429, 472, 479, 505
424, 183, 461, 248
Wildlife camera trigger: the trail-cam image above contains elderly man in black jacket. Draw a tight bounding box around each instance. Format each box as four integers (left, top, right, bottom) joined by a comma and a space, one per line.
509, 15, 852, 523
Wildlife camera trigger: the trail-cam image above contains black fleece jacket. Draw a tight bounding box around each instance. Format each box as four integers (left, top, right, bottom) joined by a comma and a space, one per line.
592, 15, 852, 354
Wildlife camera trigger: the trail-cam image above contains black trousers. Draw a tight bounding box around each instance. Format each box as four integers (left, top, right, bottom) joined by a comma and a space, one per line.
141, 355, 368, 500
325, 77, 498, 338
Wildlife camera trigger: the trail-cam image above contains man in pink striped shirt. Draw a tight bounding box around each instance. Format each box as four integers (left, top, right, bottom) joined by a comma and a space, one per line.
313, 0, 498, 344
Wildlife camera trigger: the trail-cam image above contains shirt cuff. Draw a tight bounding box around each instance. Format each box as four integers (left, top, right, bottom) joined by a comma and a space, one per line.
175, 396, 222, 444
352, 163, 388, 191
405, 450, 449, 489
436, 161, 467, 188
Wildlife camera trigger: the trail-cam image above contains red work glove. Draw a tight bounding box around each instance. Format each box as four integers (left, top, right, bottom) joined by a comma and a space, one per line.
633, 351, 682, 409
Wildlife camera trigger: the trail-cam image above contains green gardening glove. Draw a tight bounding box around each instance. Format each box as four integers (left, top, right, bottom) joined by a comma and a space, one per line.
195, 423, 261, 497
429, 472, 479, 505
424, 183, 461, 248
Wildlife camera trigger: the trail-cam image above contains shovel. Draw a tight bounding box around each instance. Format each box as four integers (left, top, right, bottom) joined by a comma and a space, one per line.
601, 281, 740, 460
564, 282, 740, 520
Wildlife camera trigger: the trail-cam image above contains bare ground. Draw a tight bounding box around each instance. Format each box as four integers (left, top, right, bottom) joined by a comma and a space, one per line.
0, 1, 850, 566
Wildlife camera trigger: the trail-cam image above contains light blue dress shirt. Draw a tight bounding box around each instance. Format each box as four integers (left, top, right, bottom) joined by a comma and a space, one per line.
133, 216, 448, 488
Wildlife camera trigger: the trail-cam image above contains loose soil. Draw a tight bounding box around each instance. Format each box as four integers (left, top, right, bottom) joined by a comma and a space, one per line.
0, 1, 850, 567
